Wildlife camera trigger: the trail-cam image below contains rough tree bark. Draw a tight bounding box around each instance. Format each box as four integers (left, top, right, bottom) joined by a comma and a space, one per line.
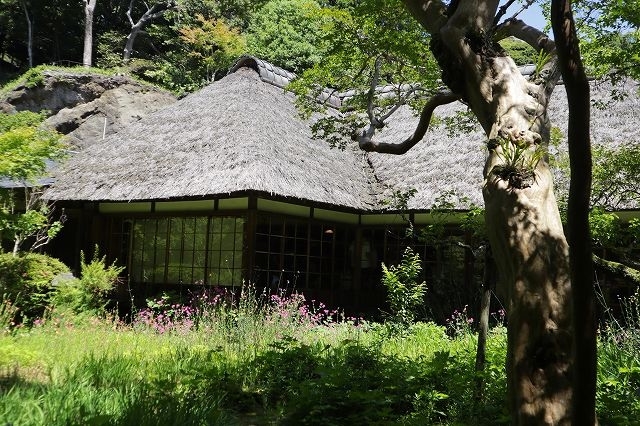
83, 0, 97, 67
123, 0, 175, 61
551, 0, 597, 424
356, 1, 576, 423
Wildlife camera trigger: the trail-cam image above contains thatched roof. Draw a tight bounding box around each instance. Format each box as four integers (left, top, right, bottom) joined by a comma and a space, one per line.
46, 56, 640, 212
45, 65, 376, 210
372, 78, 640, 210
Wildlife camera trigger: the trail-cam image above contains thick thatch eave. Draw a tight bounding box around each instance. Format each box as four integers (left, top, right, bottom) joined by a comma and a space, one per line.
45, 68, 376, 210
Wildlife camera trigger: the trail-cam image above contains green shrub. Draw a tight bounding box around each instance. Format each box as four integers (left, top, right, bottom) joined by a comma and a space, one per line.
0, 295, 19, 331
0, 252, 70, 322
51, 246, 124, 316
381, 247, 427, 326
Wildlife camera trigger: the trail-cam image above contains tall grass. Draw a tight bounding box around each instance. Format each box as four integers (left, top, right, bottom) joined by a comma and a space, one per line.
0, 284, 639, 425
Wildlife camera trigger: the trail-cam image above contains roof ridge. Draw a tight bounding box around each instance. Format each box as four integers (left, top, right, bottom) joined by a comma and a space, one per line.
229, 56, 542, 110
229, 56, 297, 89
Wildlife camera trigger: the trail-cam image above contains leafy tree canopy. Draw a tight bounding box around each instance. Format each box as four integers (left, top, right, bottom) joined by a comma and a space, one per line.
576, 0, 640, 80
289, 0, 441, 148
0, 111, 65, 181
246, 0, 327, 74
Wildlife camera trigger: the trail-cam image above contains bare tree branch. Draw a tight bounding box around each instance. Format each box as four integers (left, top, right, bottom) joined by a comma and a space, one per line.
124, 0, 176, 61
492, 0, 519, 28
366, 56, 384, 127
354, 92, 458, 154
126, 0, 135, 26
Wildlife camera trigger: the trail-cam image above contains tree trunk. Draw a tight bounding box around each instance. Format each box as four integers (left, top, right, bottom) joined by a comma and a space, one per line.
402, 1, 573, 423
83, 0, 97, 67
22, 1, 32, 68
12, 238, 20, 257
551, 1, 597, 424
474, 245, 495, 402
123, 25, 142, 61
123, 0, 175, 62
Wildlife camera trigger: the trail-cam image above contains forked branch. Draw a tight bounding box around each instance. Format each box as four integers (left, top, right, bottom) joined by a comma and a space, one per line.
354, 92, 458, 154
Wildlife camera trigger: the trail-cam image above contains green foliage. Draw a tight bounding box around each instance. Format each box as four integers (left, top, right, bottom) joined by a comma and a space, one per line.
418, 190, 472, 243
533, 49, 552, 79
461, 206, 486, 241
589, 208, 621, 247
382, 187, 417, 210
95, 30, 127, 69
0, 188, 65, 255
0, 110, 47, 132
289, 0, 441, 145
591, 143, 640, 210
498, 37, 537, 66
577, 0, 640, 80
0, 252, 70, 323
0, 299, 637, 425
21, 67, 45, 88
0, 110, 66, 253
598, 289, 640, 425
381, 247, 427, 326
51, 246, 124, 316
142, 14, 246, 93
441, 109, 480, 137
246, 0, 327, 74
0, 349, 232, 425
0, 111, 64, 181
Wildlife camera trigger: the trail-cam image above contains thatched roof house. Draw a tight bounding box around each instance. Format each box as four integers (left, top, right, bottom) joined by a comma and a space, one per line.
44, 57, 640, 314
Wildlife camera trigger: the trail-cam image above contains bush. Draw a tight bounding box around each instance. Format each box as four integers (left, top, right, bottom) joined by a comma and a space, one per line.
0, 252, 70, 323
51, 246, 124, 316
381, 247, 427, 326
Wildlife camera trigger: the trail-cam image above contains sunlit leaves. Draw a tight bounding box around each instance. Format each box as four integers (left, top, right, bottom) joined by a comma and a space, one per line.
179, 15, 246, 71
289, 0, 441, 143
575, 0, 640, 80
0, 111, 65, 182
246, 0, 327, 73
591, 143, 640, 210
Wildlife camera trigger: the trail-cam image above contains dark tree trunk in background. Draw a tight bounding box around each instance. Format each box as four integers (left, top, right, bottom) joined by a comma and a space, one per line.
551, 0, 597, 424
22, 1, 33, 68
474, 245, 495, 402
83, 0, 97, 67
123, 0, 174, 61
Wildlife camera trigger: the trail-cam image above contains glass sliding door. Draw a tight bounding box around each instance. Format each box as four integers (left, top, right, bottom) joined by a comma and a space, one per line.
127, 215, 244, 286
